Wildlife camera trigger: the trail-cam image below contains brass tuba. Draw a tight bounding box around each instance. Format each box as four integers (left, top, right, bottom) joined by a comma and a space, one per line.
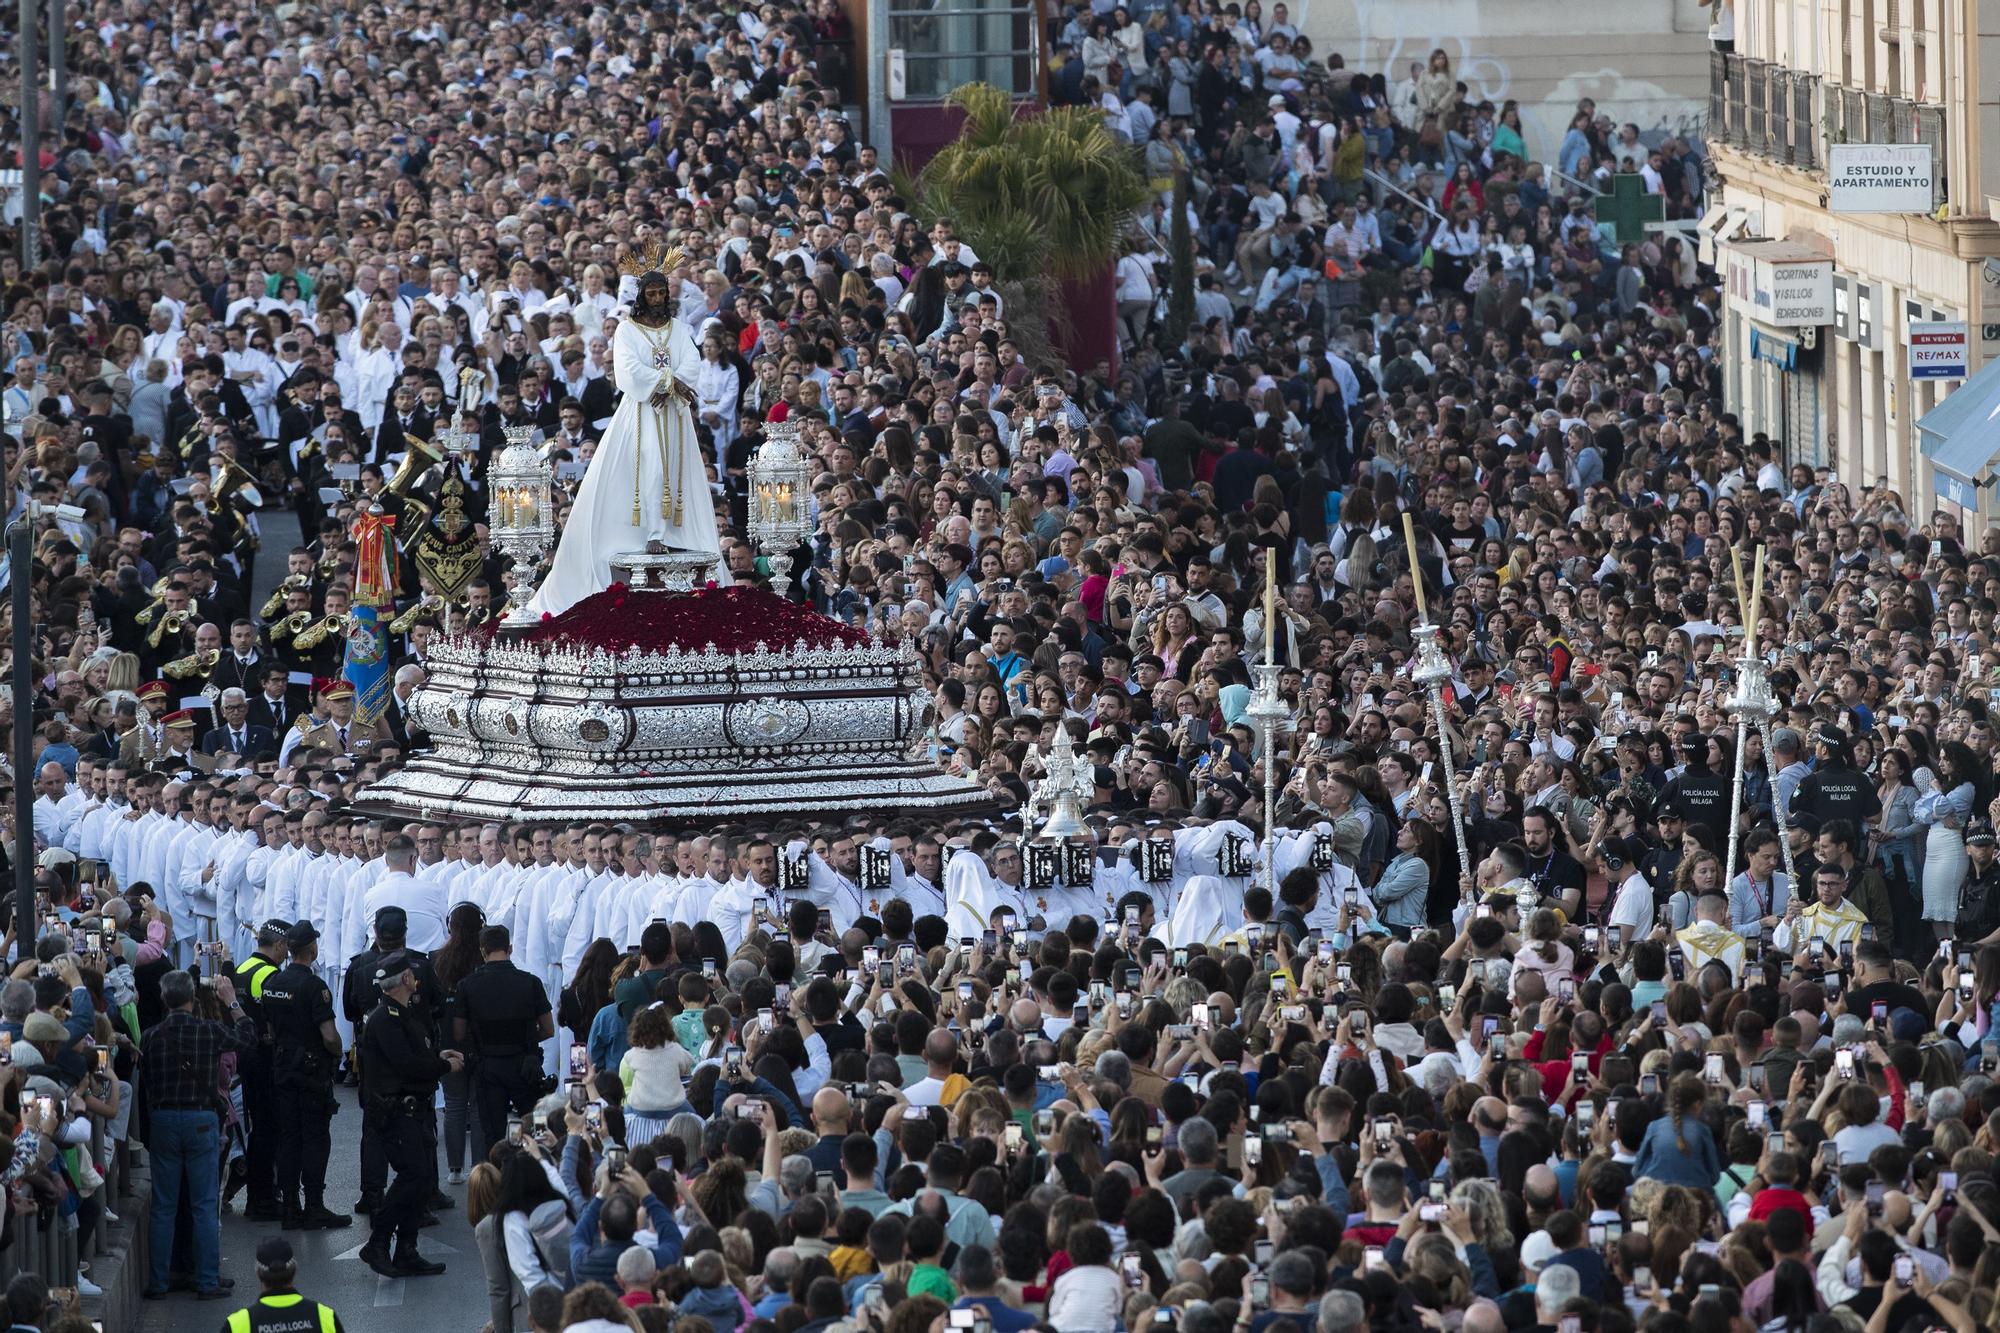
386, 435, 443, 499
211, 455, 265, 511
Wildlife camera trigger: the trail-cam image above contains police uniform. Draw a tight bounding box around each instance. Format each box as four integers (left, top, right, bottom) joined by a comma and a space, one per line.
226, 1289, 345, 1333
343, 908, 440, 1214
1959, 829, 2000, 942
357, 949, 452, 1278
1656, 747, 1730, 848
1790, 741, 1883, 830
453, 951, 554, 1162
263, 921, 346, 1229
229, 1237, 346, 1333
233, 929, 287, 1221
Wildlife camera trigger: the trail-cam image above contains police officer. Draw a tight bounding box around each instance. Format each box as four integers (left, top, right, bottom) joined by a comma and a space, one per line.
342, 906, 442, 1217
232, 919, 289, 1223
227, 1238, 346, 1333
1962, 824, 2000, 943
357, 950, 463, 1279
452, 923, 556, 1162
1791, 726, 1883, 831
1656, 738, 1730, 848
263, 920, 349, 1231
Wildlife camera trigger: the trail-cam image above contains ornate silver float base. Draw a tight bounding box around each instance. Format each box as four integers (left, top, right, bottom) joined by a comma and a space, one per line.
355, 550, 988, 823
610, 549, 714, 592
361, 762, 989, 822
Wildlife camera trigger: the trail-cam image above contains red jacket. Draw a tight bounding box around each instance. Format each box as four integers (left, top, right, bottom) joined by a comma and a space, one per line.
1521, 1027, 1613, 1107
1747, 1187, 1812, 1223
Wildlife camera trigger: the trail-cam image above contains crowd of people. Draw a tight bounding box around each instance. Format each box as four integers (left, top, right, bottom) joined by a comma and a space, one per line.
9, 0, 2000, 1332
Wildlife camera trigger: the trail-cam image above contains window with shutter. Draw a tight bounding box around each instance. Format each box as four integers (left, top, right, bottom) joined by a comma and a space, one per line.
1747, 59, 1768, 155
1794, 74, 1818, 167
1914, 103, 1945, 208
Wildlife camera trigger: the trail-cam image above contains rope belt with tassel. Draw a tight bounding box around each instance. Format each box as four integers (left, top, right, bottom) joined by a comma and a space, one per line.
631, 384, 688, 527
632, 339, 688, 527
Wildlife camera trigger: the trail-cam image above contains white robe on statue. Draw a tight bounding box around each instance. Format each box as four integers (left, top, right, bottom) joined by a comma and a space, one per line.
524, 311, 722, 619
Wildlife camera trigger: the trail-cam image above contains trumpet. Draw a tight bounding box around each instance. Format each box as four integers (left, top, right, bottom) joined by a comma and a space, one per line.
163, 648, 222, 680
260, 574, 310, 619
293, 612, 355, 651
272, 610, 314, 638
147, 607, 193, 649
133, 577, 172, 626
387, 594, 442, 635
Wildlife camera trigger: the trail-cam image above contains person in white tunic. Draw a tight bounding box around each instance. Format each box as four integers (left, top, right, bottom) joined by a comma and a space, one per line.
208, 819, 255, 954
555, 849, 614, 981
360, 834, 448, 952
524, 263, 721, 620
166, 803, 220, 967
1155, 875, 1243, 947
785, 840, 869, 934
946, 843, 1038, 941
1274, 822, 1363, 936
264, 822, 306, 922
239, 809, 284, 950
479, 840, 535, 936
706, 838, 790, 958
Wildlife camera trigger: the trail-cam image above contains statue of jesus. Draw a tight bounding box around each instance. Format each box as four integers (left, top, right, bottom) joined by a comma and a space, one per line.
523, 259, 722, 619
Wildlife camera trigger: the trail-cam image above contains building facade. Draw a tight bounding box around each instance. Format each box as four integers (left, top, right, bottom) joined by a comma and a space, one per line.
1708, 0, 2000, 517
1300, 0, 1713, 162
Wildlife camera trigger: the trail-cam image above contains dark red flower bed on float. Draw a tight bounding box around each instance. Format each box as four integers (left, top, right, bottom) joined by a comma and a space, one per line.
485, 584, 873, 654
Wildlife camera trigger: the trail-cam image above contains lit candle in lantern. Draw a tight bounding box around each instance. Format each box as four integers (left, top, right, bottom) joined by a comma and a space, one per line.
499, 487, 515, 528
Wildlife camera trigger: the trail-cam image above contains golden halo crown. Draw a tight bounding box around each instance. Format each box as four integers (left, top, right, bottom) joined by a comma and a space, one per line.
619, 241, 686, 279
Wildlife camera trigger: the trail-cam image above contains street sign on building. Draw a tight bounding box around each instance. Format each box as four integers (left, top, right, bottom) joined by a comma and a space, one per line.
1723, 239, 1833, 327
1908, 321, 1969, 380
1827, 144, 1936, 213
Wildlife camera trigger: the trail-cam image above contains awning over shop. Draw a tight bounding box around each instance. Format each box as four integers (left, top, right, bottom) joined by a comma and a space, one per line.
1698, 206, 1753, 263
1749, 326, 1799, 369
1916, 353, 2000, 503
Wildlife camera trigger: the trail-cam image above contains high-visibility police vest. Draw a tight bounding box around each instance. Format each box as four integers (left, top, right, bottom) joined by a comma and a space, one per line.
233, 953, 282, 1037
226, 1291, 342, 1333
233, 953, 280, 1000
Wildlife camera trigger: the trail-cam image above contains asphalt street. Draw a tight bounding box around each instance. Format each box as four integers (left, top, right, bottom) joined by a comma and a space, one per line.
136, 1080, 485, 1333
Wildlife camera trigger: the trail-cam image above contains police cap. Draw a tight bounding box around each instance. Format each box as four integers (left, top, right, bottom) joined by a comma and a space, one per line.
374, 949, 412, 989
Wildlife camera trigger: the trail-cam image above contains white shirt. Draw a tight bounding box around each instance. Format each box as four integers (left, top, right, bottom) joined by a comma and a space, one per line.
1607, 871, 1654, 937
904, 1075, 949, 1107
361, 869, 448, 952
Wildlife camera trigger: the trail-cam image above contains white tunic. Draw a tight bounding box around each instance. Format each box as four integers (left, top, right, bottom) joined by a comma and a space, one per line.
523, 312, 721, 619
360, 869, 448, 953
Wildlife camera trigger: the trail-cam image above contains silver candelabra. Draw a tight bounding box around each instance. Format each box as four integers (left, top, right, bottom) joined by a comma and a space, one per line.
1246, 660, 1292, 897
1722, 649, 1798, 888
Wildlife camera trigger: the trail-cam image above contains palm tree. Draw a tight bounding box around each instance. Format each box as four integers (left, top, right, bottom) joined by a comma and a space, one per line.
914, 82, 1151, 290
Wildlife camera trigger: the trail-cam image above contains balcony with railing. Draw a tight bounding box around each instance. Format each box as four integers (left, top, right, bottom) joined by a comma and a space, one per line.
1709, 50, 1945, 207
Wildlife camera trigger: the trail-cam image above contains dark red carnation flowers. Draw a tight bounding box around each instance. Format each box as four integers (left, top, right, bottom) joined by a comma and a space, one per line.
495, 586, 872, 654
